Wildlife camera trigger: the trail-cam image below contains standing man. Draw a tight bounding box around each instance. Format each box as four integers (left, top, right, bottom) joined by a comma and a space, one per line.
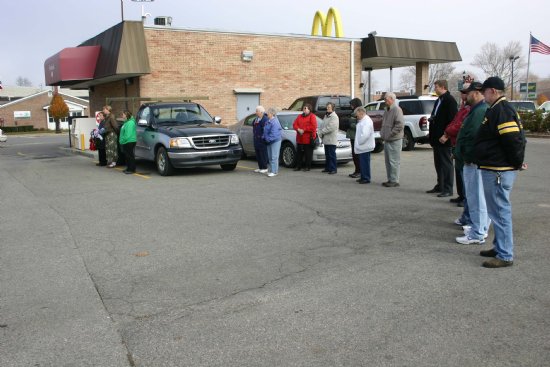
427, 80, 458, 197
380, 92, 404, 187
346, 98, 363, 178
440, 84, 471, 206
454, 82, 489, 245
475, 77, 526, 268
252, 106, 269, 173
319, 102, 339, 174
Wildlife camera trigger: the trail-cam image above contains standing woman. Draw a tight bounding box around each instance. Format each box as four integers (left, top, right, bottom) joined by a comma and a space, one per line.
319, 102, 339, 174
263, 107, 283, 177
292, 103, 317, 171
95, 111, 107, 166
252, 106, 269, 173
119, 110, 137, 174
103, 105, 119, 168
346, 98, 363, 178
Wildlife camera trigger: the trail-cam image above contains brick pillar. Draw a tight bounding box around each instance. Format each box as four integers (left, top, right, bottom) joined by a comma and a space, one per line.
416, 62, 429, 95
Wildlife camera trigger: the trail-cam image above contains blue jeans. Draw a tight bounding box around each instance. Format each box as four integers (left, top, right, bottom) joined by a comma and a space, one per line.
266, 139, 282, 174
463, 164, 490, 239
359, 152, 371, 182
481, 170, 517, 261
324, 145, 337, 172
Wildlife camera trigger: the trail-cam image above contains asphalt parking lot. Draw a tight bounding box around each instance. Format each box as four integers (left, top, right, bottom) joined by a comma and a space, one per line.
1, 135, 549, 367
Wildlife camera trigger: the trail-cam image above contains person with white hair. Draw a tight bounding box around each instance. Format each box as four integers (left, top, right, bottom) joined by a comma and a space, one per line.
380, 92, 404, 187
252, 106, 269, 173
353, 106, 375, 184
263, 107, 283, 177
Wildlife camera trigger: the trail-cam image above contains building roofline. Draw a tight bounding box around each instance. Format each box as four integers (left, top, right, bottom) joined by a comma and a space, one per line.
0, 91, 89, 109
144, 24, 362, 42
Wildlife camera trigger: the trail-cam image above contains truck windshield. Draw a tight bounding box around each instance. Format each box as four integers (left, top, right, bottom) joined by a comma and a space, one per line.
152, 104, 213, 125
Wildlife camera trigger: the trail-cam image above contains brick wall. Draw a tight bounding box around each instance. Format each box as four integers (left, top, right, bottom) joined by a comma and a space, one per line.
88, 28, 362, 125
0, 92, 89, 130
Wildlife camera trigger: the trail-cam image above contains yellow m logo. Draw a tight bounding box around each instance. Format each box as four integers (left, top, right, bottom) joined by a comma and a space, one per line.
311, 7, 343, 38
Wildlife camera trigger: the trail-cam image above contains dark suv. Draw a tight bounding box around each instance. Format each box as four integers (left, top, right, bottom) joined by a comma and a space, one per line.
134, 102, 242, 176
288, 95, 355, 131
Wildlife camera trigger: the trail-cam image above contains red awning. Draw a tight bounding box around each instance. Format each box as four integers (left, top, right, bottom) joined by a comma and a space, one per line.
44, 46, 101, 86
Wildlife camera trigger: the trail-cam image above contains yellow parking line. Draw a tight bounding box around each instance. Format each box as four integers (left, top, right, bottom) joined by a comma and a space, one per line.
111, 166, 150, 179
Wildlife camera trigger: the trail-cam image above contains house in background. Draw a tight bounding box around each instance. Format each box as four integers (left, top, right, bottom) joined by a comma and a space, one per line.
0, 86, 89, 130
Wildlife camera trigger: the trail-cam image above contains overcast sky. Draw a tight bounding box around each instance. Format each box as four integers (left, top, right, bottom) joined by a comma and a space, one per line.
2, 0, 549, 91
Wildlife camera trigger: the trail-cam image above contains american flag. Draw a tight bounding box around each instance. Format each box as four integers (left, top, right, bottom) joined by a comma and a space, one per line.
530, 35, 550, 55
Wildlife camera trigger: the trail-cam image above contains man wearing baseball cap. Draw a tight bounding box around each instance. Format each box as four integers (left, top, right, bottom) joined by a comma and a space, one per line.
474, 76, 526, 268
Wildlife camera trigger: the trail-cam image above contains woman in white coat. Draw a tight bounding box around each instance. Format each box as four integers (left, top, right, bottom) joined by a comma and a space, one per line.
353, 107, 375, 184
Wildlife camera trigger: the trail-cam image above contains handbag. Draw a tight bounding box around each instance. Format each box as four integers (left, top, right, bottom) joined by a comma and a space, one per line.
310, 133, 320, 147
89, 137, 97, 151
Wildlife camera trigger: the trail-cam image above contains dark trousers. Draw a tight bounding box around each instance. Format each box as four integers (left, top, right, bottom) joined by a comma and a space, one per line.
324, 145, 337, 172
359, 152, 371, 182
254, 144, 268, 169
116, 139, 126, 166
122, 142, 136, 172
455, 163, 464, 199
296, 143, 314, 169
350, 139, 360, 173
433, 145, 454, 194
97, 147, 107, 165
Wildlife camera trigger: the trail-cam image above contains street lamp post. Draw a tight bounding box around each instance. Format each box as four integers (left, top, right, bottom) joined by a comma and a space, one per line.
509, 56, 519, 100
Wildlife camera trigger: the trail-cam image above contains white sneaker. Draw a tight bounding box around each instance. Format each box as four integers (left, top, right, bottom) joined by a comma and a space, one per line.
259, 169, 268, 174
462, 225, 471, 232
267, 172, 277, 177
463, 227, 489, 239
455, 235, 485, 245
254, 168, 261, 173
454, 218, 464, 226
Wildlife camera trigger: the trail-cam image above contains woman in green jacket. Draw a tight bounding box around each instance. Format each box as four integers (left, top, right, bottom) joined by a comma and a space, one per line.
119, 110, 137, 174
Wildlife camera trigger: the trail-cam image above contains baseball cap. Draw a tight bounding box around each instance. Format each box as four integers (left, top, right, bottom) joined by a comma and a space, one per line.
481, 77, 505, 91
461, 81, 483, 93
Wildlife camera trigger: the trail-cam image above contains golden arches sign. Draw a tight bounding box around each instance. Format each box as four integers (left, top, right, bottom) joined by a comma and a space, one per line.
311, 7, 343, 38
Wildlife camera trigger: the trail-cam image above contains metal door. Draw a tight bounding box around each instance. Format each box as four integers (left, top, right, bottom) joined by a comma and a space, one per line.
236, 93, 259, 122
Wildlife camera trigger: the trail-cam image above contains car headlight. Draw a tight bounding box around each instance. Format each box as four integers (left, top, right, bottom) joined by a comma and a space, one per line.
170, 137, 192, 148
230, 134, 240, 144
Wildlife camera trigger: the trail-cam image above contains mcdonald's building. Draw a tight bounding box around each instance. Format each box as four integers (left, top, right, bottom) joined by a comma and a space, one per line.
44, 11, 461, 125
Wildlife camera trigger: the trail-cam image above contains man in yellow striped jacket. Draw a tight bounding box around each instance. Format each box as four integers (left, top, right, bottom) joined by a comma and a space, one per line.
474, 76, 526, 268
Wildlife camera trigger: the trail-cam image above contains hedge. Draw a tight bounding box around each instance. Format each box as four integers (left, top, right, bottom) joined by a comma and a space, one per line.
1, 125, 34, 132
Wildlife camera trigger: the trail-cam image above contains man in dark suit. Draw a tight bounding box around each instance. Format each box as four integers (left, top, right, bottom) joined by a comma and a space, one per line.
427, 80, 458, 197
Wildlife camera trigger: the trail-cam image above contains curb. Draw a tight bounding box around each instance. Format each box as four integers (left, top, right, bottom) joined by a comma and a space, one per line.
60, 146, 97, 159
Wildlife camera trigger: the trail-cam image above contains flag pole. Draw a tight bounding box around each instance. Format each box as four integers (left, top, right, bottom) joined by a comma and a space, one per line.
526, 32, 532, 99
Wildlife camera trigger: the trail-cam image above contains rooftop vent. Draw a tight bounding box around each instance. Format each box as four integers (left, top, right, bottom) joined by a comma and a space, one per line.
154, 16, 172, 26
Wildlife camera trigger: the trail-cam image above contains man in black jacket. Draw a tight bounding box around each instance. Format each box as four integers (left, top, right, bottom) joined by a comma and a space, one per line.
427, 80, 458, 197
475, 76, 526, 268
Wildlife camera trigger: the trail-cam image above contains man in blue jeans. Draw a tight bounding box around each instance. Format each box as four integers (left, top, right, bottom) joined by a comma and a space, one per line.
474, 77, 526, 268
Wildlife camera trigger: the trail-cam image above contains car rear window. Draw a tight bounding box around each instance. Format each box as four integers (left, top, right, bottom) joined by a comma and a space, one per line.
278, 115, 295, 129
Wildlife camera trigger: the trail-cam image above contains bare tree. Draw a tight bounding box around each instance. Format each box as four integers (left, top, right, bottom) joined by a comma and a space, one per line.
399, 63, 456, 94
16, 76, 33, 87
471, 41, 525, 91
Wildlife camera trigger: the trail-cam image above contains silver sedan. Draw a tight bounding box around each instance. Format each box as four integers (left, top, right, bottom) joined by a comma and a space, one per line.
230, 111, 352, 168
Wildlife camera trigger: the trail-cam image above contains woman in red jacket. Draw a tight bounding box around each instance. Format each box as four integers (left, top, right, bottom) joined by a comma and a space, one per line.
292, 104, 318, 171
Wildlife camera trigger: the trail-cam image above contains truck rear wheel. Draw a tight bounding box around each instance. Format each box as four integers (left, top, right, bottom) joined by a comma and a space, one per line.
402, 128, 415, 151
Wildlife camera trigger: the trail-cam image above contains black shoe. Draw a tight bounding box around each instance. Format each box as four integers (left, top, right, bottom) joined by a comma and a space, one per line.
123, 170, 134, 174
450, 197, 463, 203
358, 179, 370, 184
322, 169, 329, 173
349, 172, 360, 178
383, 182, 400, 187
457, 201, 464, 207
426, 187, 441, 194
482, 258, 514, 268
303, 168, 310, 171
480, 248, 497, 258
293, 167, 302, 171
328, 171, 337, 175
437, 192, 452, 197
96, 163, 107, 166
